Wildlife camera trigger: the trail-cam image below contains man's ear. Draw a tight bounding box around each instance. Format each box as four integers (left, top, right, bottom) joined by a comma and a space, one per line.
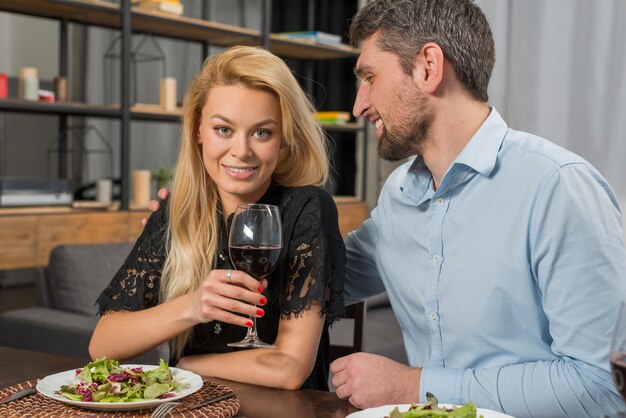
412, 42, 444, 94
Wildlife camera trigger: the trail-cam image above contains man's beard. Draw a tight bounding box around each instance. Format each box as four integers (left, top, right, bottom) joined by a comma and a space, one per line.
377, 86, 433, 161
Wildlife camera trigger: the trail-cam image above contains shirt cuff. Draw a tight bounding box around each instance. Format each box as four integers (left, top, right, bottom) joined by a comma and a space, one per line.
420, 367, 464, 405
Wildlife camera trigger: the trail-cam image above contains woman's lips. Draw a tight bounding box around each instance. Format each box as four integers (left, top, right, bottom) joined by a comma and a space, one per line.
224, 165, 257, 179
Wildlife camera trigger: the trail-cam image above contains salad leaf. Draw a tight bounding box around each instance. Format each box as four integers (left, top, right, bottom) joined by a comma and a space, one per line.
55, 357, 188, 403
388, 393, 483, 418
144, 359, 171, 386
144, 383, 172, 400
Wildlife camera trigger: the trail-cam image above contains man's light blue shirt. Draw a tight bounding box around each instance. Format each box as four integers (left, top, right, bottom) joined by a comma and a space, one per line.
344, 108, 626, 417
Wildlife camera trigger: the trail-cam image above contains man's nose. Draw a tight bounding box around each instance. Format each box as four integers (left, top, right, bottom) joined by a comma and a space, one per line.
352, 82, 370, 118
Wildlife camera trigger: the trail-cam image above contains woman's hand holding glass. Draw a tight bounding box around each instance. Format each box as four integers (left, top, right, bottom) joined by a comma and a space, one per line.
188, 268, 268, 327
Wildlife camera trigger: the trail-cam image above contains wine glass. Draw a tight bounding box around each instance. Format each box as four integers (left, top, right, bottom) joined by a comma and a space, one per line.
611, 301, 626, 401
227, 203, 282, 348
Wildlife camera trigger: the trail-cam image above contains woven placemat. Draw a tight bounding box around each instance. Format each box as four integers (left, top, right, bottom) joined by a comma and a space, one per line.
0, 379, 239, 418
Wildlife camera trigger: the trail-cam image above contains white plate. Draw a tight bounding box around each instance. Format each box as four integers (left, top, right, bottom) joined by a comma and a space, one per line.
347, 403, 515, 418
36, 364, 203, 411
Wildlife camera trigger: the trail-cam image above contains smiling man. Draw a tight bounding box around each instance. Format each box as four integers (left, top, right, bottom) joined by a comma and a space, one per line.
330, 1, 626, 417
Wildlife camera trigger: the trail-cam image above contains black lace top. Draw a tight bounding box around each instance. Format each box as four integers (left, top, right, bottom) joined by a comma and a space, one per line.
96, 184, 345, 390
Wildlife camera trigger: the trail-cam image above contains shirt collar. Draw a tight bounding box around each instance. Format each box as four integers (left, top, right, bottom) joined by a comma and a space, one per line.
401, 107, 508, 204
452, 107, 508, 177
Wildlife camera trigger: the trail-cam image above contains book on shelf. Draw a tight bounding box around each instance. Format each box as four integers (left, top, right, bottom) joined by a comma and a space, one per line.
313, 111, 351, 125
277, 31, 343, 47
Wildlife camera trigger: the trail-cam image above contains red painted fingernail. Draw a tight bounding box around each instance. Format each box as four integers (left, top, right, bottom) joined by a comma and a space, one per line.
258, 285, 263, 292
246, 320, 253, 327
259, 296, 267, 305
256, 308, 265, 317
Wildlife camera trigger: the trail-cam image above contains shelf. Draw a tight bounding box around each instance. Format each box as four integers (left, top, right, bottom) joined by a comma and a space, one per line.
0, 205, 108, 216
0, 0, 359, 60
270, 35, 359, 60
0, 0, 121, 30
129, 8, 360, 59
320, 121, 364, 132
0, 0, 258, 47
0, 100, 365, 129
131, 7, 259, 46
0, 99, 180, 121
0, 0, 261, 46
130, 103, 181, 122
0, 99, 121, 118
0, 203, 138, 216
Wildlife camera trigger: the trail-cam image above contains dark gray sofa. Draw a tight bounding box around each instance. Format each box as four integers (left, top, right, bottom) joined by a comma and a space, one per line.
0, 243, 165, 363
0, 243, 406, 365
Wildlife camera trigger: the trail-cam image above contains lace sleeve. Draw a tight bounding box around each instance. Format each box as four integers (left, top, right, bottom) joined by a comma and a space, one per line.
96, 204, 168, 316
282, 188, 345, 324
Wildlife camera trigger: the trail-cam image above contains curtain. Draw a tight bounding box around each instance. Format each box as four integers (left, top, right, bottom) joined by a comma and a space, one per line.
479, 0, 626, 203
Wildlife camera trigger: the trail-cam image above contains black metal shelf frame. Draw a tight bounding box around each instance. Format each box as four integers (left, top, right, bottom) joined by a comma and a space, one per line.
0, 0, 365, 205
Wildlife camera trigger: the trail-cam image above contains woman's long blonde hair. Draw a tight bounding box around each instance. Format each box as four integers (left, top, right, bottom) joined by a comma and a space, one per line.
161, 46, 329, 357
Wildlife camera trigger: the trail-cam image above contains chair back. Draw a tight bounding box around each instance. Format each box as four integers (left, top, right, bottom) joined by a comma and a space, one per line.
329, 300, 366, 361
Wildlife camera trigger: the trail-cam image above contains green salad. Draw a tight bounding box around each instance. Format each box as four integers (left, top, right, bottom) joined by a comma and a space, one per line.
56, 357, 188, 403
388, 393, 484, 418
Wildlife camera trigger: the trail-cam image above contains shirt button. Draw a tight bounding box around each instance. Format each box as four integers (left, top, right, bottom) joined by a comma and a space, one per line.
436, 198, 444, 206
433, 254, 441, 263
429, 312, 438, 321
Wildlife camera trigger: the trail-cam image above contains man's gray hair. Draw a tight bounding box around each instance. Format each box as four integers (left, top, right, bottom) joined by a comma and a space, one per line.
350, 0, 495, 102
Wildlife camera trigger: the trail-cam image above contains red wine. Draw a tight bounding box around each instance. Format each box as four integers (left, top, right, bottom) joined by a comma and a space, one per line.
611, 352, 626, 399
229, 246, 281, 280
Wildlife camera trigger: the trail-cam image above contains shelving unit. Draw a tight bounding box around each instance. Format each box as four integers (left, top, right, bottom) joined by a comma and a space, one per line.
0, 0, 368, 270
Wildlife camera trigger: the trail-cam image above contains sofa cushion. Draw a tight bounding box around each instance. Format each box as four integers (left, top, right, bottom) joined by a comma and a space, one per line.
48, 243, 133, 315
0, 306, 168, 363
0, 306, 99, 360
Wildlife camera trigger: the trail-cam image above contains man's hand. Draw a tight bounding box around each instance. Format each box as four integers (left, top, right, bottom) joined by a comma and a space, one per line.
331, 353, 421, 409
141, 188, 170, 226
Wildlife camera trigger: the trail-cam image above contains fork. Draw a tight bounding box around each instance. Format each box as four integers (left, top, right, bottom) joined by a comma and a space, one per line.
150, 391, 237, 418
150, 401, 179, 418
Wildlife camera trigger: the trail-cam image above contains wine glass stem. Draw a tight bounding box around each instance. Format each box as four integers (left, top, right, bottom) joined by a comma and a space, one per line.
246, 306, 259, 340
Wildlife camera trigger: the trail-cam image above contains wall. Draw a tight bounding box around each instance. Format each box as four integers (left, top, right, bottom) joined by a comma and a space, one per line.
0, 14, 59, 178
0, 14, 58, 78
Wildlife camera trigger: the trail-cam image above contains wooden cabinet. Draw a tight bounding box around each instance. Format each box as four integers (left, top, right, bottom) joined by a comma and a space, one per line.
0, 209, 148, 269
0, 198, 368, 270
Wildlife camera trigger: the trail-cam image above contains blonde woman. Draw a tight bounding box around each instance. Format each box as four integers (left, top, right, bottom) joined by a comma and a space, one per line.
89, 46, 345, 391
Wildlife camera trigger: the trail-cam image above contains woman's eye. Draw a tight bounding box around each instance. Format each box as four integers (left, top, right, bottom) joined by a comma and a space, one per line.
216, 127, 231, 135
254, 129, 270, 139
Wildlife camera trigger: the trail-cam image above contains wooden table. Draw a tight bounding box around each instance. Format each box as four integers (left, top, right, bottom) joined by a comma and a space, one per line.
0, 346, 359, 418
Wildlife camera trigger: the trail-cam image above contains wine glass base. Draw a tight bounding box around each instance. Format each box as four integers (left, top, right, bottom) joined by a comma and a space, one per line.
227, 336, 275, 349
